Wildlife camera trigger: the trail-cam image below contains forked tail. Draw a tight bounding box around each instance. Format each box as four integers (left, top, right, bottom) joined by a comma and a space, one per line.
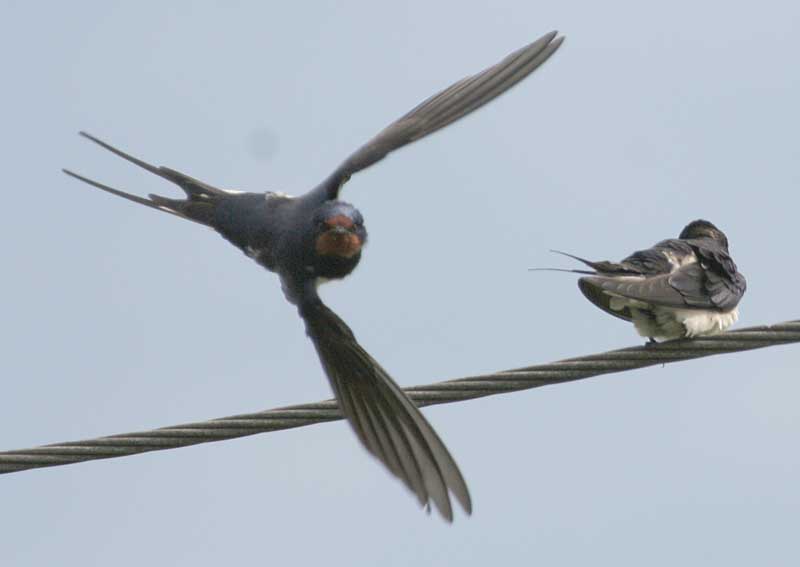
63, 131, 229, 227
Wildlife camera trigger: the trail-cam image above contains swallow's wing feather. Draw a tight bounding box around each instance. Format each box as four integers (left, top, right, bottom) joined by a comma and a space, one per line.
692, 245, 747, 311
579, 264, 712, 310
621, 241, 690, 274
299, 300, 470, 521
580, 260, 745, 312
666, 263, 723, 308
702, 269, 746, 310
311, 31, 563, 201
577, 278, 636, 322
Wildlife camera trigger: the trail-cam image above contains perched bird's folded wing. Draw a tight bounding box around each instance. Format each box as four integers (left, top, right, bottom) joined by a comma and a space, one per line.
701, 268, 746, 311
577, 277, 637, 321
667, 263, 721, 308
580, 263, 717, 311
312, 31, 564, 201
621, 241, 692, 274
299, 300, 470, 521
689, 246, 747, 311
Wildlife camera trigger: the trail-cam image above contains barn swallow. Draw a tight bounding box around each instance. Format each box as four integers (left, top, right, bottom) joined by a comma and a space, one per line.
63, 32, 564, 520
536, 220, 746, 342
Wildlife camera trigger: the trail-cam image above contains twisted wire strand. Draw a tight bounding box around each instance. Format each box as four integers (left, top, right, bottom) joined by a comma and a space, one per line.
2, 319, 797, 474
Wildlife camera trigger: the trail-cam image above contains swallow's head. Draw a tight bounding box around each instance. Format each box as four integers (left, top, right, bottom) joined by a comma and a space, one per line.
312, 201, 367, 263
679, 219, 729, 249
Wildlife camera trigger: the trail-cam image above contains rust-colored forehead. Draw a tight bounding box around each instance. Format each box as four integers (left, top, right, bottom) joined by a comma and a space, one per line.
324, 214, 355, 229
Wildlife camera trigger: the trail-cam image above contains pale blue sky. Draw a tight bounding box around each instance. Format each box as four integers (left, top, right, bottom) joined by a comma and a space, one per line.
2, 1, 799, 565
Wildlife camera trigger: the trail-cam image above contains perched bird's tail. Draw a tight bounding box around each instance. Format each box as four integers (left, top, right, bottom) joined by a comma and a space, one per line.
530, 250, 641, 276
528, 250, 598, 274
299, 300, 471, 522
530, 250, 640, 322
63, 132, 228, 227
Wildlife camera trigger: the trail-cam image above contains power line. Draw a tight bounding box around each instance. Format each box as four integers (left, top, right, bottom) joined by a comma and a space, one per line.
1, 319, 797, 474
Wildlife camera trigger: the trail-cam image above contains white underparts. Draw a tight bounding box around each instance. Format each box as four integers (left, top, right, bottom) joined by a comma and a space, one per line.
608, 295, 739, 340
674, 307, 739, 337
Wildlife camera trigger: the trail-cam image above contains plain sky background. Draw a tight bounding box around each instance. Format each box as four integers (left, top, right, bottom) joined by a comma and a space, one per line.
2, 1, 798, 565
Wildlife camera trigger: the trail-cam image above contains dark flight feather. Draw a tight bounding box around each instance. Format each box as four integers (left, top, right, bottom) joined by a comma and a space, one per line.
312, 32, 563, 201
64, 32, 566, 519
299, 300, 470, 521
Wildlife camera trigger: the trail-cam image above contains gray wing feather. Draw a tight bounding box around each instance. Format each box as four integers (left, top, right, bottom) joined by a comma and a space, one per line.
580, 264, 709, 310
577, 278, 635, 322
666, 263, 718, 307
693, 245, 747, 310
621, 241, 691, 275
311, 31, 564, 200
705, 272, 745, 310
300, 300, 470, 521
580, 262, 743, 312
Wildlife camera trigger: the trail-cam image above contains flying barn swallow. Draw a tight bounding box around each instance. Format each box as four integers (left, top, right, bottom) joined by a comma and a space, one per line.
64, 32, 564, 520
538, 220, 746, 342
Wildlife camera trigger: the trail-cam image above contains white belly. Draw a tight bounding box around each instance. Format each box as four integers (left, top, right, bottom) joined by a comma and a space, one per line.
606, 293, 739, 340
628, 305, 739, 340
663, 307, 739, 338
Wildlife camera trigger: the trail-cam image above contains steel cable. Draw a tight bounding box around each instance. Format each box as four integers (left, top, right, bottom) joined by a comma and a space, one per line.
1, 319, 797, 474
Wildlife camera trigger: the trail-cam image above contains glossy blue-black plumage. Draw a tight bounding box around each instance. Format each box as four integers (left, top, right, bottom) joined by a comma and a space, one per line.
63, 31, 565, 520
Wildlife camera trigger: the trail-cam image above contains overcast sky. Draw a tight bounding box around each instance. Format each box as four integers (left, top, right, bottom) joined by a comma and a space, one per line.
2, 1, 799, 565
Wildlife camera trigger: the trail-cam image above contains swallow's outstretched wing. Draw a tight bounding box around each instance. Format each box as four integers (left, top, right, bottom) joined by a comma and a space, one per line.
298, 299, 470, 521
311, 31, 564, 201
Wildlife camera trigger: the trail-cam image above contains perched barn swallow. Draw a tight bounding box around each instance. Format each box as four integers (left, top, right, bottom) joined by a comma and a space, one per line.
64, 32, 564, 520
537, 220, 746, 342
